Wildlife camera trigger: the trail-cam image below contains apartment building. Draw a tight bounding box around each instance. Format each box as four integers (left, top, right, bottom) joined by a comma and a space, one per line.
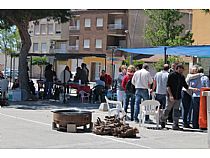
28, 18, 69, 78
68, 9, 130, 81
28, 9, 193, 80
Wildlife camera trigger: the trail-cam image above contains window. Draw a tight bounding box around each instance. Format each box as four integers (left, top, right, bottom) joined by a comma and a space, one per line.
84, 18, 91, 27
33, 43, 38, 52
95, 39, 102, 48
76, 20, 80, 29
48, 24, 54, 34
114, 18, 122, 29
96, 18, 103, 27
83, 39, 90, 48
55, 23, 61, 34
40, 24, 47, 34
41, 43, 47, 53
60, 43, 66, 50
34, 24, 39, 35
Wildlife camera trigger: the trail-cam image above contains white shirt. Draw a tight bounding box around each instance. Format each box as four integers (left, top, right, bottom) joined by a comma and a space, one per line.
132, 68, 153, 89
154, 70, 169, 94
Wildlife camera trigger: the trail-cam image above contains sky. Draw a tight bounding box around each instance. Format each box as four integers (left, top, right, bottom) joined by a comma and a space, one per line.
2, 0, 210, 9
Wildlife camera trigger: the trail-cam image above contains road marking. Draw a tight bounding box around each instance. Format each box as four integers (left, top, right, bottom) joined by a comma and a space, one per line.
0, 112, 151, 148
0, 112, 51, 126
88, 133, 151, 149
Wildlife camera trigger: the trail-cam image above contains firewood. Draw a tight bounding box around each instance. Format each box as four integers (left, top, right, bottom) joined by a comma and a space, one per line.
93, 115, 139, 138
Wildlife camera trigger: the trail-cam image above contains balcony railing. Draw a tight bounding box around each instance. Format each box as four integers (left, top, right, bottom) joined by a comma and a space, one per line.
106, 45, 125, 50
50, 48, 67, 54
108, 24, 124, 30
68, 46, 79, 51
69, 26, 80, 30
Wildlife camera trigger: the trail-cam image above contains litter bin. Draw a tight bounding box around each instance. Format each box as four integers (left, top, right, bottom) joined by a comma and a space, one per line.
202, 90, 210, 148
199, 88, 210, 129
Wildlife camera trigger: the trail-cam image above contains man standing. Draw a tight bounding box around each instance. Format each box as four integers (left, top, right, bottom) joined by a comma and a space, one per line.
132, 63, 153, 123
81, 63, 89, 84
161, 63, 188, 130
151, 64, 169, 109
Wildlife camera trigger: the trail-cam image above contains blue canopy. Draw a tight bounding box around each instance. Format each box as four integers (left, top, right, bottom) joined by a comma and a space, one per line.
118, 45, 210, 58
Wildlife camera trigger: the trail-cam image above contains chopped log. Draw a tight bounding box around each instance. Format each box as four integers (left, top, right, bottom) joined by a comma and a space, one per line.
92, 115, 139, 138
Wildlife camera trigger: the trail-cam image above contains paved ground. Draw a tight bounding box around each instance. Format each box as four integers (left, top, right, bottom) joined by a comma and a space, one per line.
0, 99, 209, 149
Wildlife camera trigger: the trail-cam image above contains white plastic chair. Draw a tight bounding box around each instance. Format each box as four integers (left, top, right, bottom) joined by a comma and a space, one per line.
105, 96, 126, 118
79, 90, 90, 103
139, 100, 160, 128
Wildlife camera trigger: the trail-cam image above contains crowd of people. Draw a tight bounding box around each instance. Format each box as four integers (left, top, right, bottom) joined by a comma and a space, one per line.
115, 62, 209, 130
1, 60, 210, 130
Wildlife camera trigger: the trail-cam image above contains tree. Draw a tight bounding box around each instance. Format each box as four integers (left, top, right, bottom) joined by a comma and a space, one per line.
153, 56, 184, 72
32, 56, 48, 80
0, 10, 72, 99
144, 9, 194, 46
0, 26, 20, 77
145, 10, 194, 68
122, 56, 144, 67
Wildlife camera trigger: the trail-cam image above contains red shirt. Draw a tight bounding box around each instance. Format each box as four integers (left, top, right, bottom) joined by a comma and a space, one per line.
121, 73, 133, 91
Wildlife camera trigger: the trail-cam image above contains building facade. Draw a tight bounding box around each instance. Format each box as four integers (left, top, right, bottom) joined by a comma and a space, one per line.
192, 9, 210, 75
28, 18, 69, 78
28, 9, 193, 80
68, 9, 129, 81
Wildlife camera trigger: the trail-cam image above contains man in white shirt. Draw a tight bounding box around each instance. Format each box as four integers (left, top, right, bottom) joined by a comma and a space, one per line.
132, 63, 153, 123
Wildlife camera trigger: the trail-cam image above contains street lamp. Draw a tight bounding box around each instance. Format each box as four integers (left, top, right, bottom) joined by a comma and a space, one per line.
124, 30, 133, 64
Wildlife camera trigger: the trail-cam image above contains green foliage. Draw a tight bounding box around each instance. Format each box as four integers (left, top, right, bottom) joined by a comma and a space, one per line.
133, 60, 144, 67
0, 26, 20, 54
32, 56, 48, 80
153, 59, 164, 72
153, 55, 184, 71
144, 9, 194, 46
122, 57, 144, 67
0, 10, 72, 28
32, 57, 48, 66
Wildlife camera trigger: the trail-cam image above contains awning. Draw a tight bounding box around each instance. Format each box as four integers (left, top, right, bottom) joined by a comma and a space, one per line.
28, 53, 106, 60
118, 45, 210, 58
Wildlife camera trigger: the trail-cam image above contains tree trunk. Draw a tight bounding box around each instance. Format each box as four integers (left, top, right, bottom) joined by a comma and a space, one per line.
4, 52, 7, 75
17, 22, 32, 100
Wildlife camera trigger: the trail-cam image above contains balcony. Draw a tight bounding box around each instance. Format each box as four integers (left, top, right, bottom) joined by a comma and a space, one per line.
108, 24, 126, 35
108, 24, 124, 30
69, 26, 80, 30
69, 26, 80, 35
50, 48, 67, 54
67, 46, 79, 52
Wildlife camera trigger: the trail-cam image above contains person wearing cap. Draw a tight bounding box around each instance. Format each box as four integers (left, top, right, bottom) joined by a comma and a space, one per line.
160, 63, 189, 130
